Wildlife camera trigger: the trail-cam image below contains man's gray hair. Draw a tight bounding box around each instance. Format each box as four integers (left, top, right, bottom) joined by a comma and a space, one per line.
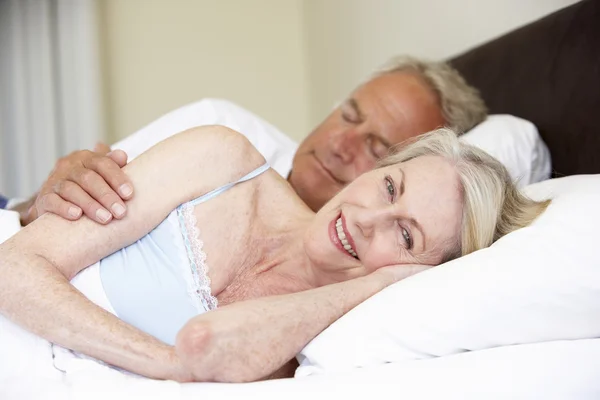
376, 55, 487, 134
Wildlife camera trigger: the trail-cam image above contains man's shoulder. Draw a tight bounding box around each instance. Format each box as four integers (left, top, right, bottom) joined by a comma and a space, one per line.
114, 98, 298, 177
200, 99, 296, 143
199, 99, 298, 177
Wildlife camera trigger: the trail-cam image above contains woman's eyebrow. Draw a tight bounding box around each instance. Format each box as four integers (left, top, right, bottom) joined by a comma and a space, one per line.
399, 167, 427, 251
398, 167, 406, 196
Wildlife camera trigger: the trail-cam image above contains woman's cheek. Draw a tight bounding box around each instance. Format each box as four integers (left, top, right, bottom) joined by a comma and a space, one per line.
366, 251, 401, 272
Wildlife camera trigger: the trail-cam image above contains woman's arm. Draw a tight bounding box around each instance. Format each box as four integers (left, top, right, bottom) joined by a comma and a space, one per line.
0, 126, 265, 380
176, 265, 429, 382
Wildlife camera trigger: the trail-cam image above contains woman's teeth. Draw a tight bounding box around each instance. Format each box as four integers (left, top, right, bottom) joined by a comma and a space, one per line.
336, 217, 358, 259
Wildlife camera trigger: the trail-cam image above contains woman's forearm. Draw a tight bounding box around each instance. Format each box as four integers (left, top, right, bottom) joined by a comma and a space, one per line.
0, 249, 188, 381
0, 126, 267, 382
176, 270, 397, 382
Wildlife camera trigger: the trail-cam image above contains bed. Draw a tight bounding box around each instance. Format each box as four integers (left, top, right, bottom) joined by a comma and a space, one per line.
2, 1, 600, 398
449, 0, 600, 177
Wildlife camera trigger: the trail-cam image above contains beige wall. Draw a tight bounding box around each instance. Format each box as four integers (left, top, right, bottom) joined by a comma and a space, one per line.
99, 0, 579, 145
100, 0, 311, 142
303, 0, 580, 127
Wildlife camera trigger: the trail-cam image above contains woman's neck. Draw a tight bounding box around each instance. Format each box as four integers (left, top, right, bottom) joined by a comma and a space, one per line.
253, 198, 320, 286
215, 176, 321, 305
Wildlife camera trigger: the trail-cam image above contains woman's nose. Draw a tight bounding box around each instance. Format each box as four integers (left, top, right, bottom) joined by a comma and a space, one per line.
353, 206, 396, 238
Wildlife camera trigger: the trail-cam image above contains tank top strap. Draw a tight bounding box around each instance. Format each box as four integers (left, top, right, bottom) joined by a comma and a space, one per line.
185, 162, 270, 207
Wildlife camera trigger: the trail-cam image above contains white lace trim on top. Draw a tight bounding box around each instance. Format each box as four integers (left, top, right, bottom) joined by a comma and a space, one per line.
165, 212, 206, 314
176, 203, 218, 311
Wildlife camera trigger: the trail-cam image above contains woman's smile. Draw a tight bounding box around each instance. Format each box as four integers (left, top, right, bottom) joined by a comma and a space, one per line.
329, 213, 359, 260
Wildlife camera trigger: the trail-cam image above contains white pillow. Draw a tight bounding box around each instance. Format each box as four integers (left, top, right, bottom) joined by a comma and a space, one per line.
112, 98, 298, 179
296, 174, 600, 377
460, 115, 551, 187
0, 209, 20, 244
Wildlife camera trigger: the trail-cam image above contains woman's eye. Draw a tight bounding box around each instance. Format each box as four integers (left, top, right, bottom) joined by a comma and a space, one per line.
402, 227, 413, 250
385, 175, 395, 200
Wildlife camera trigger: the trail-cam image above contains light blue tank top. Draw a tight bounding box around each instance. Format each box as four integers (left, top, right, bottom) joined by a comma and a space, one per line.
99, 163, 270, 345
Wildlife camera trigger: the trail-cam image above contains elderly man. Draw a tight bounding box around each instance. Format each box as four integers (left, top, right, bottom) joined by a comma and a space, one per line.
9, 56, 486, 225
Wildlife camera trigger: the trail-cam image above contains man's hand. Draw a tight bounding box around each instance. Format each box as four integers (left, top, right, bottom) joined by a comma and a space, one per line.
20, 143, 134, 226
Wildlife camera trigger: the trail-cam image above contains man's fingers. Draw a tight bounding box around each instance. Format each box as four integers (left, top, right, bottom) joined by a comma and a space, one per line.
36, 192, 83, 221
26, 148, 131, 225
107, 149, 128, 168
66, 168, 127, 219
19, 199, 39, 226
93, 142, 111, 154
56, 181, 114, 224
83, 154, 133, 201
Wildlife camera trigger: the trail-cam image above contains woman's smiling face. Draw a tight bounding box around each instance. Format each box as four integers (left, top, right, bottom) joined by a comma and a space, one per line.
305, 155, 464, 277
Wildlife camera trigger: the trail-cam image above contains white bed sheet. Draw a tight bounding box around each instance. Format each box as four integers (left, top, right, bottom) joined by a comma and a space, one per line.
2, 200, 599, 400
2, 322, 599, 400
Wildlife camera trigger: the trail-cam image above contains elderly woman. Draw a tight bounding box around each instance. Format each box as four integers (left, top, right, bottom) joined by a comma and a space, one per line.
0, 126, 548, 382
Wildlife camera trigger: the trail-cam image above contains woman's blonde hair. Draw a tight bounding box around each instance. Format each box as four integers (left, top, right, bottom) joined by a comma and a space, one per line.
378, 128, 551, 262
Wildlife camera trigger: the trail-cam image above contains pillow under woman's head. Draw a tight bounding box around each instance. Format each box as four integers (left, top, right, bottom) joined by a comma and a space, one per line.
296, 174, 600, 377
379, 127, 550, 261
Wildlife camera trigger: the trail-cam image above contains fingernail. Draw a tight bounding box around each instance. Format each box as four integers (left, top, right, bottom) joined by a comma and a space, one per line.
111, 203, 126, 218
68, 207, 81, 218
96, 209, 112, 223
119, 184, 133, 198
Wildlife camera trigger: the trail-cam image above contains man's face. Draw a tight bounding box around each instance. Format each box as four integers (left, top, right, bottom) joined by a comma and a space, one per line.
289, 71, 446, 211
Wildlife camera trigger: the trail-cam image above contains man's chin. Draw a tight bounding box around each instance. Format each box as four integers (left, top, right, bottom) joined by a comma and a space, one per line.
288, 157, 334, 211
294, 180, 329, 211
305, 197, 327, 212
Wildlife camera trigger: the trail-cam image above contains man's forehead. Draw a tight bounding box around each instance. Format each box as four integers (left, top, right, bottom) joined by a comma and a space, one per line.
350, 71, 437, 102
350, 72, 444, 142
355, 71, 426, 96
348, 74, 416, 130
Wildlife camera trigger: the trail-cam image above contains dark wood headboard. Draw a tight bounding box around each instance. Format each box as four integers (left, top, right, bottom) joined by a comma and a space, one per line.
449, 0, 600, 177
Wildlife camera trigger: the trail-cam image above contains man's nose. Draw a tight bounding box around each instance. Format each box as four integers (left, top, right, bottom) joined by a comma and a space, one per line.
330, 129, 362, 164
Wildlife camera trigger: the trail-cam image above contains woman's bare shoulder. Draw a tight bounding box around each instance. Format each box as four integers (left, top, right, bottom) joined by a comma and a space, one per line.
162, 125, 266, 180
4, 125, 267, 281
127, 125, 266, 201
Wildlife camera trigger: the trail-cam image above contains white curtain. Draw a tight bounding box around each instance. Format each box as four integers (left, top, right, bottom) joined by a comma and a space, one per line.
0, 0, 104, 198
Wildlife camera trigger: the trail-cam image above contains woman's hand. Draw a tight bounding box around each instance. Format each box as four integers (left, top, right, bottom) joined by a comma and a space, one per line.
174, 264, 432, 383
371, 264, 433, 288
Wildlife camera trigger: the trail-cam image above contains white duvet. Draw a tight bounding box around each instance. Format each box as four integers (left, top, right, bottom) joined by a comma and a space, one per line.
1, 208, 600, 399
2, 314, 599, 400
